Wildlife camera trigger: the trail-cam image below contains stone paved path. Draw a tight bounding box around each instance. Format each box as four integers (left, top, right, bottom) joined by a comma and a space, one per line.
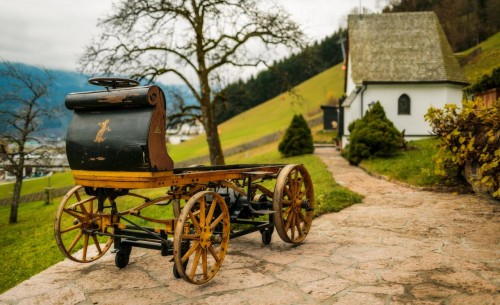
1, 147, 499, 305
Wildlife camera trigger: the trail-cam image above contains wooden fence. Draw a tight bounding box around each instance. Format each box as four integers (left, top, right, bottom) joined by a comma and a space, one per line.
0, 186, 74, 206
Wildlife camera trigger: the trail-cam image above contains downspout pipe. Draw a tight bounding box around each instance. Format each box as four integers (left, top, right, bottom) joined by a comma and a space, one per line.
359, 83, 367, 117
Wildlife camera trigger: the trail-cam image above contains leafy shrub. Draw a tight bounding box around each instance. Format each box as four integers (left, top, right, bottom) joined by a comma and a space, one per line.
345, 102, 402, 165
278, 114, 314, 157
425, 99, 500, 198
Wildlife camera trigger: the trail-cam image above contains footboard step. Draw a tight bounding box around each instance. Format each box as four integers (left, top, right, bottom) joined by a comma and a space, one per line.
241, 171, 275, 178
251, 210, 276, 215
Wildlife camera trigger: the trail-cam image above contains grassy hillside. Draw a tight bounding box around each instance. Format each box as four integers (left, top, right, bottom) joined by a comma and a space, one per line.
456, 32, 500, 83
168, 63, 345, 162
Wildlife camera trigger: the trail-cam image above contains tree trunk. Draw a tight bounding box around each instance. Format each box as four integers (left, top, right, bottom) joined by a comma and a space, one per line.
205, 122, 225, 165
9, 176, 22, 224
197, 52, 225, 165
200, 96, 225, 165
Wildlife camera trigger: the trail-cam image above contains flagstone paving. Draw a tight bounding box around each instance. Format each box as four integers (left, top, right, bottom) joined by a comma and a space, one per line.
1, 147, 498, 305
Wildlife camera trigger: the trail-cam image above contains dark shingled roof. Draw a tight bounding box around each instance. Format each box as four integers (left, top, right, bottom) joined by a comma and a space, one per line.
348, 12, 468, 85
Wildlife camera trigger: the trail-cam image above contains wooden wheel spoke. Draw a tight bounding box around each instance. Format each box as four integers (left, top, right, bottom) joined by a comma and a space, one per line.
208, 245, 220, 263
189, 212, 201, 233
284, 210, 294, 233
82, 234, 89, 260
293, 170, 299, 186
92, 235, 103, 254
63, 208, 85, 220
282, 199, 293, 206
181, 233, 200, 240
74, 190, 82, 202
67, 230, 83, 253
199, 197, 206, 227
60, 223, 82, 234
79, 202, 88, 214
295, 213, 303, 238
290, 219, 296, 240
287, 178, 295, 197
206, 200, 217, 226
182, 241, 200, 263
67, 197, 95, 211
297, 190, 304, 201
189, 248, 202, 279
297, 178, 304, 195
284, 186, 293, 200
210, 213, 224, 229
283, 206, 292, 215
202, 249, 208, 279
297, 211, 306, 222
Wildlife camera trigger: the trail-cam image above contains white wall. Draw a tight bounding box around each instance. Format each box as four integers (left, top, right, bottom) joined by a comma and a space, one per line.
342, 82, 464, 147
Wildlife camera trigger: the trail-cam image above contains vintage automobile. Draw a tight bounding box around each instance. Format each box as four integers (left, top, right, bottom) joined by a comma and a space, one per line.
54, 78, 314, 284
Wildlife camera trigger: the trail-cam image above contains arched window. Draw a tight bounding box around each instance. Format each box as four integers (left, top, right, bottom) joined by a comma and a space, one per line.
398, 94, 411, 115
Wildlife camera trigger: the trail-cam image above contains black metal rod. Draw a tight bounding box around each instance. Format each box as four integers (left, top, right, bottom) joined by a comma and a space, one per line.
230, 222, 272, 239
118, 215, 170, 245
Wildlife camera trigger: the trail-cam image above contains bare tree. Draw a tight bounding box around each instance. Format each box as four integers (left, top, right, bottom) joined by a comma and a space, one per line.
0, 61, 53, 224
80, 0, 305, 165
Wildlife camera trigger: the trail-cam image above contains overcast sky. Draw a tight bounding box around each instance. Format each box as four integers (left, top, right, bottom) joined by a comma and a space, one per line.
0, 0, 382, 82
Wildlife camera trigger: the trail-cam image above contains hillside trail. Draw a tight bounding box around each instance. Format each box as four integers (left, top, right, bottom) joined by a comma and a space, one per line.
1, 147, 498, 305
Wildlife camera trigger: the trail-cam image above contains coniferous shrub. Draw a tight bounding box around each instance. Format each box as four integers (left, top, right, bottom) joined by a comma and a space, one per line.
279, 114, 315, 157
345, 102, 402, 165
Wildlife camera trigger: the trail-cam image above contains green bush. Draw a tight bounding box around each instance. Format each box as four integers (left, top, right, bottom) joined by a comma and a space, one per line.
425, 99, 500, 198
466, 67, 500, 94
278, 114, 315, 157
345, 102, 402, 165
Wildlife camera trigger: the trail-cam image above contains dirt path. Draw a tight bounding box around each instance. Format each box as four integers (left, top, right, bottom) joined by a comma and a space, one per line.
1, 147, 498, 305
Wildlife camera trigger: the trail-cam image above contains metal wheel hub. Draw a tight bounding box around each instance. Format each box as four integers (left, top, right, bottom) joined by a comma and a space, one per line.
200, 226, 213, 249
293, 196, 302, 212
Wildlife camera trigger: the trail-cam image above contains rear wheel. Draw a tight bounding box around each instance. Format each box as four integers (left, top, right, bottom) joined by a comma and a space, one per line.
273, 164, 314, 244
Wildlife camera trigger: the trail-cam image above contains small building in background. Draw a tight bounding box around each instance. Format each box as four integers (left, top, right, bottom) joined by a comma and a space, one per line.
341, 12, 468, 147
320, 105, 339, 131
167, 121, 205, 145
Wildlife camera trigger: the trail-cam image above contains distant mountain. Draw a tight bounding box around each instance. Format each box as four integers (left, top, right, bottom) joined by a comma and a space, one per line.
0, 63, 196, 139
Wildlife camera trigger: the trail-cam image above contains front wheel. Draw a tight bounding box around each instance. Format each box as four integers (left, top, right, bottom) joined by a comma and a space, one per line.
54, 186, 114, 262
173, 191, 230, 284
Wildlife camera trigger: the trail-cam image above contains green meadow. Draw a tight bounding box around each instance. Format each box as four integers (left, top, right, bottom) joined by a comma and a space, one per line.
168, 64, 345, 162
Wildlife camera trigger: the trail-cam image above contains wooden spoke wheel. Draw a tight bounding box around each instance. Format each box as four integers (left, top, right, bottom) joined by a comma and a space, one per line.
173, 191, 230, 284
54, 185, 114, 263
273, 164, 314, 244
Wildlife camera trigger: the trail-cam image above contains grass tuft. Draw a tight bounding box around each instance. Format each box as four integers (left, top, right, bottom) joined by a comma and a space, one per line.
360, 138, 464, 187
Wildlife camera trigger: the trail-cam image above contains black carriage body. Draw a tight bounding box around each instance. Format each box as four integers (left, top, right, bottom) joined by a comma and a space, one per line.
65, 86, 173, 172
